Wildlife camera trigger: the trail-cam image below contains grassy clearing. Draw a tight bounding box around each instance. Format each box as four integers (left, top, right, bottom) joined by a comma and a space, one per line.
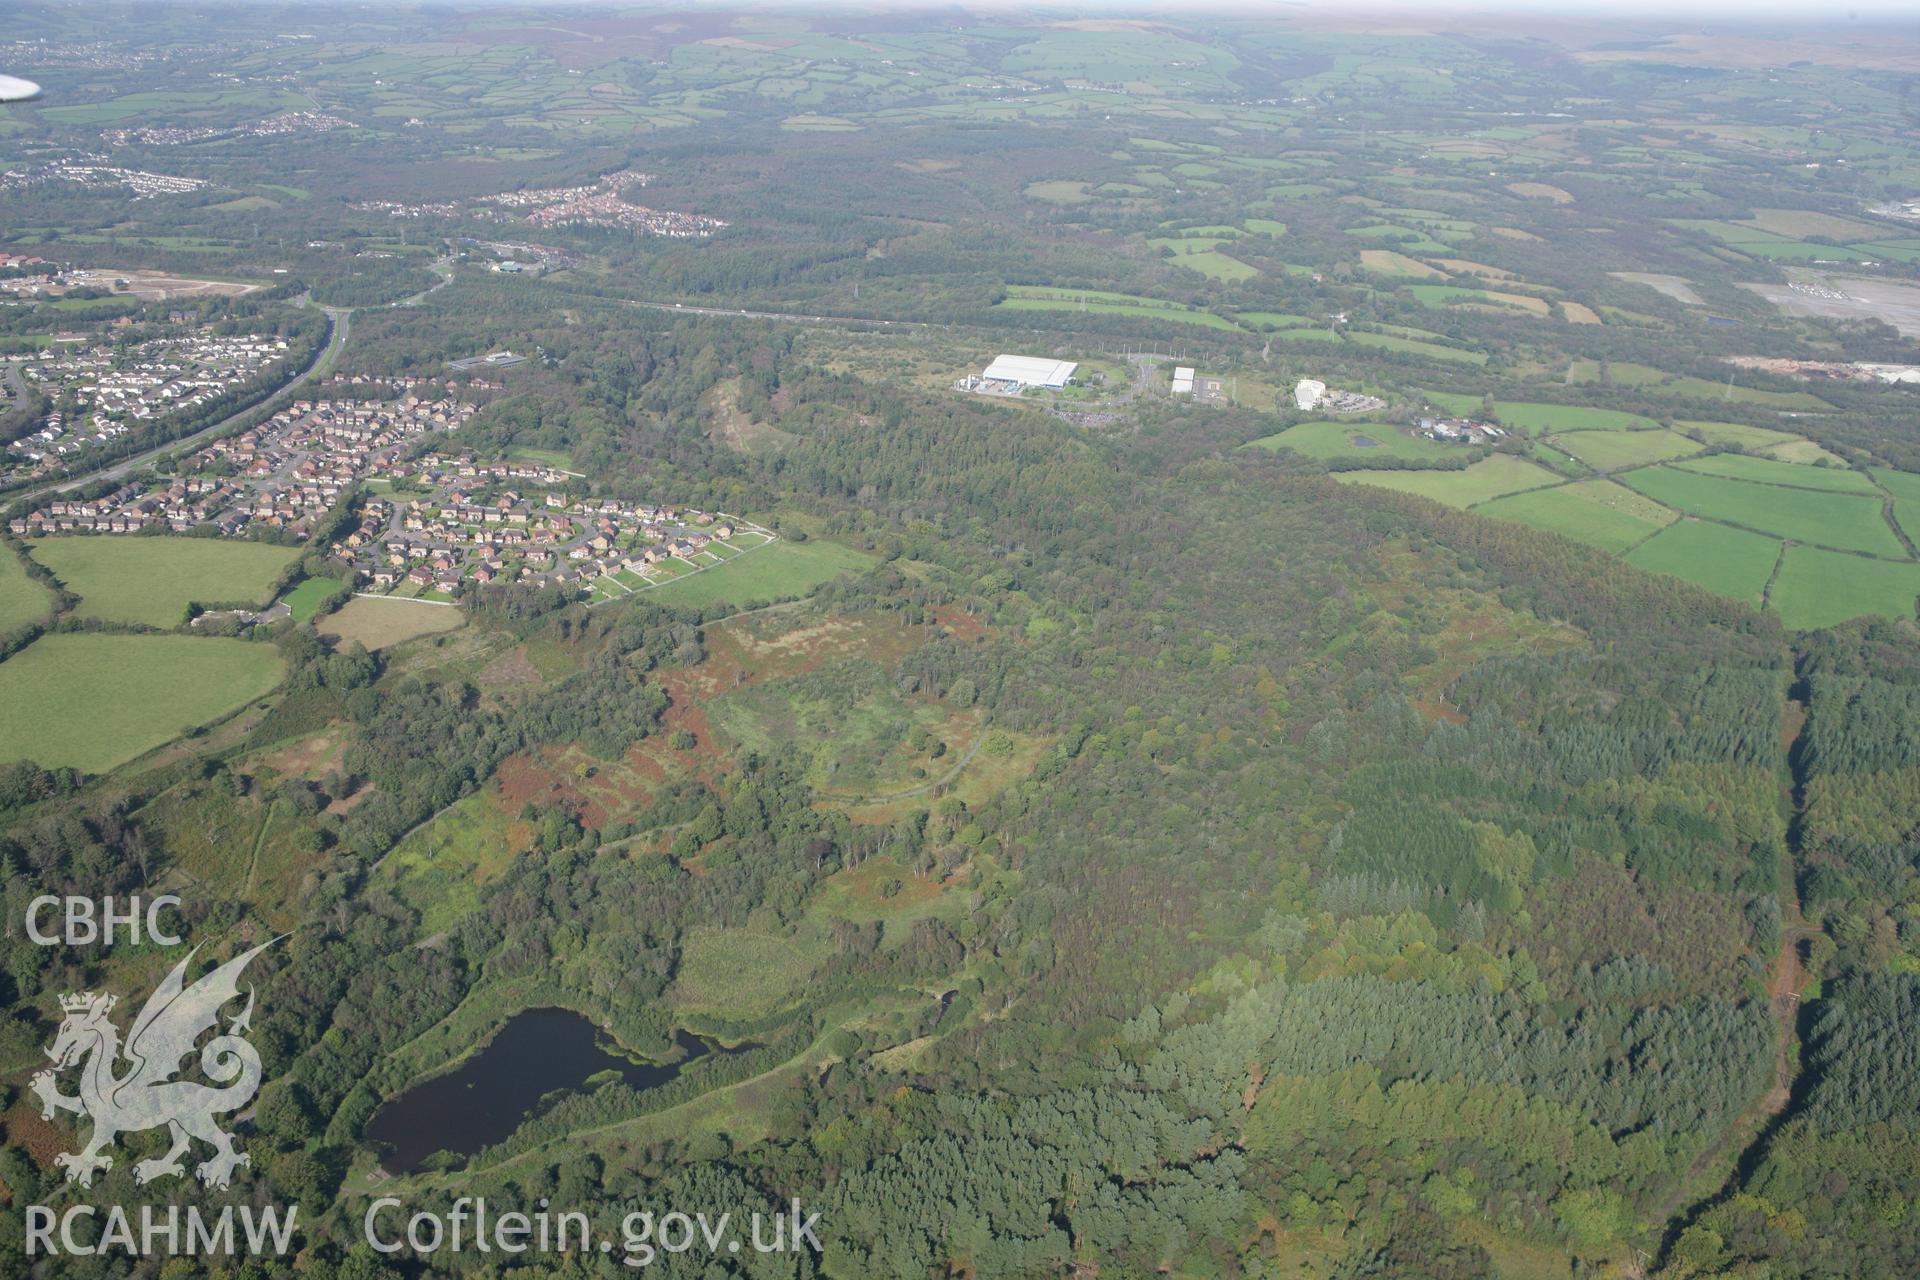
0, 549, 54, 633
1336, 456, 1560, 507
646, 540, 874, 608
1625, 520, 1781, 605
668, 925, 831, 1019
0, 633, 284, 773
1245, 421, 1456, 463
29, 537, 299, 629
1024, 179, 1092, 203
1506, 181, 1574, 203
1545, 429, 1701, 470
1622, 467, 1906, 557
383, 788, 525, 934
1475, 480, 1676, 553
1672, 454, 1877, 494
322, 597, 466, 650
1770, 547, 1920, 630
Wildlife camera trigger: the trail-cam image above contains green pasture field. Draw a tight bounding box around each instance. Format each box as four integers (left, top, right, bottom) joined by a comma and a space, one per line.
1675, 420, 1803, 451
1493, 403, 1661, 433
1244, 420, 1457, 463
29, 537, 300, 629
1347, 225, 1452, 254
1568, 362, 1829, 411
645, 539, 874, 608
1405, 285, 1552, 316
1877, 469, 1920, 544
1621, 467, 1907, 557
1343, 332, 1488, 364
1545, 429, 1701, 471
1670, 377, 1826, 411
1474, 480, 1676, 553
1359, 249, 1446, 278
1166, 251, 1259, 282
280, 577, 343, 623
1235, 311, 1319, 331
0, 633, 285, 773
1624, 520, 1782, 606
0, 550, 54, 633
1672, 454, 1877, 494
1423, 391, 1486, 416
1769, 547, 1920, 630
997, 286, 1241, 330
1335, 455, 1560, 507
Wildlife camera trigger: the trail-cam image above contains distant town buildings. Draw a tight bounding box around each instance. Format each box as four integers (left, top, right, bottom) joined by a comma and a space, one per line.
101, 111, 355, 147
351, 168, 726, 238
0, 157, 208, 198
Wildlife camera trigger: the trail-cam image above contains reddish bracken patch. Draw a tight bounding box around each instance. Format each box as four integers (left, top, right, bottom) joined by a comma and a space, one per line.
2, 1106, 71, 1172
494, 750, 608, 827
932, 605, 988, 642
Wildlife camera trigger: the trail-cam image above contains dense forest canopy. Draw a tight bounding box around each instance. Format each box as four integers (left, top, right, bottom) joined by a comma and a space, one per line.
1, 4, 1919, 1278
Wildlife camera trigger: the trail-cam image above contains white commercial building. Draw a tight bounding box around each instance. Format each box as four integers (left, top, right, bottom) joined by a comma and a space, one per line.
1171, 366, 1195, 395
1293, 378, 1327, 411
981, 354, 1078, 390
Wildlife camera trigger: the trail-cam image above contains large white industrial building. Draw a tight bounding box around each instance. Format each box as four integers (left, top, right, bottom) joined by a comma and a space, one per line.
981, 354, 1078, 390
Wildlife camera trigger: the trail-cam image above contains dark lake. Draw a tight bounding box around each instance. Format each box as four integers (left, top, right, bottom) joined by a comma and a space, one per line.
365, 1007, 733, 1173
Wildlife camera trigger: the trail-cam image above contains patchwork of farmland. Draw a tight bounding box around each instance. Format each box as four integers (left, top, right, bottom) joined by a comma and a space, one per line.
1322, 396, 1920, 627
1668, 210, 1920, 265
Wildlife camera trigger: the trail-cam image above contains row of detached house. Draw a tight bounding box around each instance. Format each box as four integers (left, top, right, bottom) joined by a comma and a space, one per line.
9, 476, 242, 536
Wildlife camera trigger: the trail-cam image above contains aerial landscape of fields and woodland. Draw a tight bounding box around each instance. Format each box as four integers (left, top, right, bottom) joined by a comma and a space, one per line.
3, 3, 1920, 1277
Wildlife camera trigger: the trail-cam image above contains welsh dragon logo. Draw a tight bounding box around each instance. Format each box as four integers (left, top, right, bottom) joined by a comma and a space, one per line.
30, 939, 278, 1190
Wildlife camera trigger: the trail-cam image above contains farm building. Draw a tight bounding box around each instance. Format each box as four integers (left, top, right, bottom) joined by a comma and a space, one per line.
1294, 379, 1327, 411
1172, 366, 1195, 395
980, 354, 1078, 390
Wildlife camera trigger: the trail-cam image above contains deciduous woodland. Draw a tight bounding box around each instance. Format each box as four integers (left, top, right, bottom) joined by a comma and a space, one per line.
2, 4, 1920, 1277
